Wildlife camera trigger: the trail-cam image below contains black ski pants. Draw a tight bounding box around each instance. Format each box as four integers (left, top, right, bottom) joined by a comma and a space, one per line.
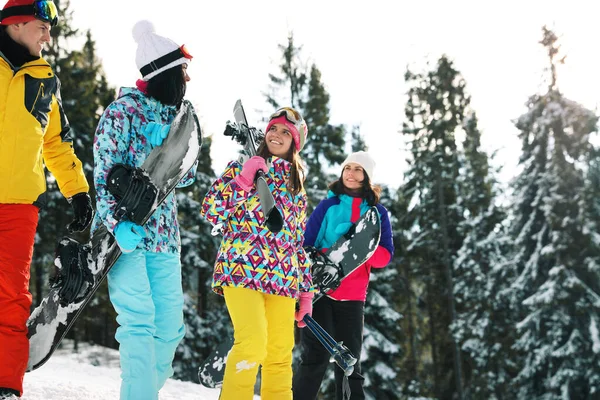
293, 296, 365, 400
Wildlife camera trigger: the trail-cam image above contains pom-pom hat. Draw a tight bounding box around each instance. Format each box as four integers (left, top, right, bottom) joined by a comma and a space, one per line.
132, 20, 193, 81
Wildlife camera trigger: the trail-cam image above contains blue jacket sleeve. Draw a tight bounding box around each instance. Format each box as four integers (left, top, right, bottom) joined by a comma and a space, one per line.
304, 200, 330, 248
376, 203, 394, 258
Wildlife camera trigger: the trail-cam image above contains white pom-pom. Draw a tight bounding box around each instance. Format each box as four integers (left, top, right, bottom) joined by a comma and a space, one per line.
132, 20, 155, 43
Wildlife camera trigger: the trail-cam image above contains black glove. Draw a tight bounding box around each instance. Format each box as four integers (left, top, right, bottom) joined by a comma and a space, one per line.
67, 193, 94, 233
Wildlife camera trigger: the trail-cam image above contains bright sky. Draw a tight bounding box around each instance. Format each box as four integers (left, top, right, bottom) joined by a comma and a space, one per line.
61, 0, 600, 190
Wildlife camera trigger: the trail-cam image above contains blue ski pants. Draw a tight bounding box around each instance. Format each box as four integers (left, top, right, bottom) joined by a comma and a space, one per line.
108, 250, 185, 400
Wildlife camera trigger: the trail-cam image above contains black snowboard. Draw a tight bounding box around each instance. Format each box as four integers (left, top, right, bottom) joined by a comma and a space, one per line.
308, 206, 381, 299
26, 100, 202, 372
197, 207, 381, 388
197, 336, 234, 389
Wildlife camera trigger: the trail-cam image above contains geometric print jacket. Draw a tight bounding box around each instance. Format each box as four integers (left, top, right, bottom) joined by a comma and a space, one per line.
200, 156, 315, 299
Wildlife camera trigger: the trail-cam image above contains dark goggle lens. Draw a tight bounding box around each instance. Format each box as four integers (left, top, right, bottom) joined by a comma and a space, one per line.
33, 0, 58, 26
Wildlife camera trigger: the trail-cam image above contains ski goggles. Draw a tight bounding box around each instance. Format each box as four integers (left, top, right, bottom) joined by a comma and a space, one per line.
269, 107, 303, 129
0, 0, 58, 26
267, 107, 308, 151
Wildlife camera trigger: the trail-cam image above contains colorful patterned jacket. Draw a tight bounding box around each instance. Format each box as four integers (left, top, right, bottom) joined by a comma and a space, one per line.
200, 157, 315, 299
91, 87, 196, 254
0, 53, 88, 205
304, 191, 394, 301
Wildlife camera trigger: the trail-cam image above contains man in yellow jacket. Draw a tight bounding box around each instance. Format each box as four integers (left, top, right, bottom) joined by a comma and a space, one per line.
0, 0, 93, 397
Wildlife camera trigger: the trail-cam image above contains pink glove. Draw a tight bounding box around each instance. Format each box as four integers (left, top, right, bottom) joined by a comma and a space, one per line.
234, 156, 268, 191
295, 292, 314, 328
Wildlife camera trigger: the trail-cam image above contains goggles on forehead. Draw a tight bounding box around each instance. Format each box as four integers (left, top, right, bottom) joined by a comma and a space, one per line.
0, 0, 58, 26
269, 107, 303, 129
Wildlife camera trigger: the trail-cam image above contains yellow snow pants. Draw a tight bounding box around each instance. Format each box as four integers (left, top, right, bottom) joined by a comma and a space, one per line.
220, 286, 296, 400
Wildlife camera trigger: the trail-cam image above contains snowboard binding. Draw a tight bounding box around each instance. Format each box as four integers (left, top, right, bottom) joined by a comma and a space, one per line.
50, 237, 94, 306
305, 246, 344, 295
107, 164, 159, 225
223, 121, 264, 156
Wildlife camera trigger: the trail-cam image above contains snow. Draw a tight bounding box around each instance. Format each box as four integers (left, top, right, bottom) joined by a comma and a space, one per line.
21, 340, 260, 400
591, 317, 600, 354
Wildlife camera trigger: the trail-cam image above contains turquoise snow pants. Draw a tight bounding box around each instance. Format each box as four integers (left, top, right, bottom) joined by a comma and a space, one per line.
107, 250, 185, 400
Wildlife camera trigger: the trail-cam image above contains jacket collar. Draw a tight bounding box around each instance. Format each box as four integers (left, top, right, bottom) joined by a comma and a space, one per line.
117, 87, 176, 114
328, 190, 367, 206
0, 27, 40, 69
268, 156, 291, 175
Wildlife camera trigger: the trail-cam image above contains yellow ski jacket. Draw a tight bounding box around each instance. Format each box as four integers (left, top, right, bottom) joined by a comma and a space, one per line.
0, 54, 88, 205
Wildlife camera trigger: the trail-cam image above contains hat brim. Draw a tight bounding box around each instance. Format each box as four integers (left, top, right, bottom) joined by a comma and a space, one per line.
1, 15, 37, 25
141, 58, 190, 81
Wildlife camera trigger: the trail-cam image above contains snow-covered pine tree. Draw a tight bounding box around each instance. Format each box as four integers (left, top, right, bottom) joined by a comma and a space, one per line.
172, 137, 231, 382
451, 112, 517, 399
510, 27, 600, 399
362, 185, 403, 400
393, 184, 430, 397
400, 55, 469, 400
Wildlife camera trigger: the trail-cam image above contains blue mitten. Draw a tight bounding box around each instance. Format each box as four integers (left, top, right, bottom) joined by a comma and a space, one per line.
143, 122, 171, 147
114, 221, 146, 253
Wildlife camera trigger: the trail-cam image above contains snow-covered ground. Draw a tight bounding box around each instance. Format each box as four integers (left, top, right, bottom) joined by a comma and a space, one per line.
21, 341, 259, 400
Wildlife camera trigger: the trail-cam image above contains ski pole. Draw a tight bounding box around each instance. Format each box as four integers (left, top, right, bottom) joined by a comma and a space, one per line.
302, 314, 357, 376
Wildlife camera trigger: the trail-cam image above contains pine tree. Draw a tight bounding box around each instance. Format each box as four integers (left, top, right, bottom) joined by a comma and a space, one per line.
265, 33, 306, 111
400, 55, 468, 400
264, 33, 346, 206
172, 136, 231, 381
350, 126, 368, 153
393, 184, 431, 397
510, 27, 600, 399
451, 112, 517, 399
362, 186, 403, 399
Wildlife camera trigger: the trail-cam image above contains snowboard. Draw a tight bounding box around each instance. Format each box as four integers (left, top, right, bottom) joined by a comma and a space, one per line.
26, 100, 202, 372
197, 207, 381, 388
308, 206, 381, 299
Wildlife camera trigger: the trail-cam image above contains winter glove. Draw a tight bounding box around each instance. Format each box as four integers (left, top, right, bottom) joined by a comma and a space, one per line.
67, 193, 94, 233
114, 221, 147, 253
143, 122, 171, 147
295, 292, 314, 328
234, 156, 268, 191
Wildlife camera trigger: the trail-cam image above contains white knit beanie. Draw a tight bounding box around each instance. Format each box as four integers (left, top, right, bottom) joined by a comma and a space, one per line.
341, 151, 376, 181
132, 20, 192, 81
